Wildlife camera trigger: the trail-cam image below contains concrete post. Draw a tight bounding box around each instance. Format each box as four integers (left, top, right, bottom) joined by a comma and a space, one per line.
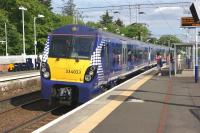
174, 45, 177, 75
195, 27, 199, 83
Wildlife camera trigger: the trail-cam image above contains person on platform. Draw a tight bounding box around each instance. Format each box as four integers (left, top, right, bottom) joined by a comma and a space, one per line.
156, 53, 163, 76
36, 54, 41, 69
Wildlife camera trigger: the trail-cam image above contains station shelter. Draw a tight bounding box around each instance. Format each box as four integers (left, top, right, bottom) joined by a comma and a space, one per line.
173, 43, 200, 77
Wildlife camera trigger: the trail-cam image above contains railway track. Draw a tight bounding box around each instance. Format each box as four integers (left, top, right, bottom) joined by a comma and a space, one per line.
0, 98, 62, 132
8, 105, 77, 133
0, 89, 77, 133
0, 91, 41, 113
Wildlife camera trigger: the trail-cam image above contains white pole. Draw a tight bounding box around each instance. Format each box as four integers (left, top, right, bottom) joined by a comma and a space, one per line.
168, 40, 171, 77
174, 45, 177, 75
22, 9, 26, 56
73, 10, 75, 24
129, 4, 132, 24
195, 27, 199, 82
193, 45, 195, 75
76, 11, 78, 24
19, 6, 27, 59
5, 22, 8, 56
196, 27, 198, 66
34, 17, 37, 56
136, 5, 138, 23
33, 14, 44, 56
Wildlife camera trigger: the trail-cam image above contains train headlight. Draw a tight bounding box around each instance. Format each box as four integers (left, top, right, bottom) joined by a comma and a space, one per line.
43, 71, 50, 78
85, 75, 92, 82
41, 62, 51, 79
84, 65, 97, 83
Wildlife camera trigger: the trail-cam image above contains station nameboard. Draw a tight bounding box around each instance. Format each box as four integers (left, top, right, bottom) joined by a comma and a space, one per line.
181, 17, 200, 26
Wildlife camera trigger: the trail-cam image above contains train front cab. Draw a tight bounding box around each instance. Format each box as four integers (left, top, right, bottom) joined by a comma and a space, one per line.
41, 27, 100, 105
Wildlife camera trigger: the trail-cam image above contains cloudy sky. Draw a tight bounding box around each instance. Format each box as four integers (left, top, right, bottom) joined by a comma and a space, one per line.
52, 0, 196, 41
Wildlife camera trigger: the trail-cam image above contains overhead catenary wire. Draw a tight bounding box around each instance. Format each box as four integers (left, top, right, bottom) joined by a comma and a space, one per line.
55, 2, 190, 12
77, 2, 190, 10
54, 1, 192, 39
146, 0, 187, 39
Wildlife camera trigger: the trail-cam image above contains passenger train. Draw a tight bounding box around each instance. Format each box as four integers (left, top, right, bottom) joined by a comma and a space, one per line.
40, 24, 172, 105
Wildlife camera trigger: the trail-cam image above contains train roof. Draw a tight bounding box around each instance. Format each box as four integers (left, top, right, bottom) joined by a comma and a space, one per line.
51, 24, 171, 49
51, 24, 98, 36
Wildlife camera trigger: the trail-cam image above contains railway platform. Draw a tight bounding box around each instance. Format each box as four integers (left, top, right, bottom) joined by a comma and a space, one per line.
0, 70, 39, 82
34, 68, 200, 133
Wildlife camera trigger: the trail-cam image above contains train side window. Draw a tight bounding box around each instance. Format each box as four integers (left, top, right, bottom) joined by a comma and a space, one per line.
112, 44, 122, 71
128, 49, 132, 62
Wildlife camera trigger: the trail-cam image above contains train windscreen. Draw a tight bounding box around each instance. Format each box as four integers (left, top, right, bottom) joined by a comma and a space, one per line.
49, 35, 95, 59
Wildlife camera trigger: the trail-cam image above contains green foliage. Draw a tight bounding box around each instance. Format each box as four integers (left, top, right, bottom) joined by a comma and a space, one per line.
86, 21, 101, 29
100, 11, 113, 27
122, 23, 150, 41
115, 18, 123, 27
62, 0, 75, 16
146, 37, 159, 44
158, 35, 181, 46
0, 0, 76, 55
38, 0, 52, 10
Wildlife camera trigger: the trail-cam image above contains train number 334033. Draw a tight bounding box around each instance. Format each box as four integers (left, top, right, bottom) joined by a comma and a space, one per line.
66, 69, 81, 74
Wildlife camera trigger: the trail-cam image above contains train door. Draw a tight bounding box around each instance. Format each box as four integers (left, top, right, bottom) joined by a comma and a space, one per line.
147, 44, 151, 65
121, 41, 127, 71
101, 41, 110, 80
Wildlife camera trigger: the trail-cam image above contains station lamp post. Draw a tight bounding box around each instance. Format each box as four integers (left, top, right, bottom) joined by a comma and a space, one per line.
5, 22, 8, 56
19, 6, 27, 57
0, 22, 8, 56
34, 14, 45, 56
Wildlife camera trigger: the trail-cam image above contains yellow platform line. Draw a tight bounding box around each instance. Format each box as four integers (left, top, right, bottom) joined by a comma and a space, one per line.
69, 74, 154, 133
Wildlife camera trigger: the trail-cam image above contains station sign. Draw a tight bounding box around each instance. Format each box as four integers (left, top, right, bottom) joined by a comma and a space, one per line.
181, 17, 200, 27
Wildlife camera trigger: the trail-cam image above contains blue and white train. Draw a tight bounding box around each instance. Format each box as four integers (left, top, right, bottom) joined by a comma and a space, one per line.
40, 24, 171, 105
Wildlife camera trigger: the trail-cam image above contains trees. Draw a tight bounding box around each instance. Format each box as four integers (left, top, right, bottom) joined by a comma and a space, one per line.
146, 37, 159, 44
62, 0, 76, 16
100, 11, 113, 27
0, 0, 76, 55
115, 18, 123, 27
86, 21, 101, 28
158, 35, 181, 46
121, 23, 150, 41
38, 0, 52, 10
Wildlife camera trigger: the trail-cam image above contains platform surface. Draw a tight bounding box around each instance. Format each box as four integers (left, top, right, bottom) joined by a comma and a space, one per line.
0, 70, 40, 82
35, 69, 200, 133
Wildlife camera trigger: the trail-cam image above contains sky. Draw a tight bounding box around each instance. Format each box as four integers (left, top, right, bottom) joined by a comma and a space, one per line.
51, 0, 197, 42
